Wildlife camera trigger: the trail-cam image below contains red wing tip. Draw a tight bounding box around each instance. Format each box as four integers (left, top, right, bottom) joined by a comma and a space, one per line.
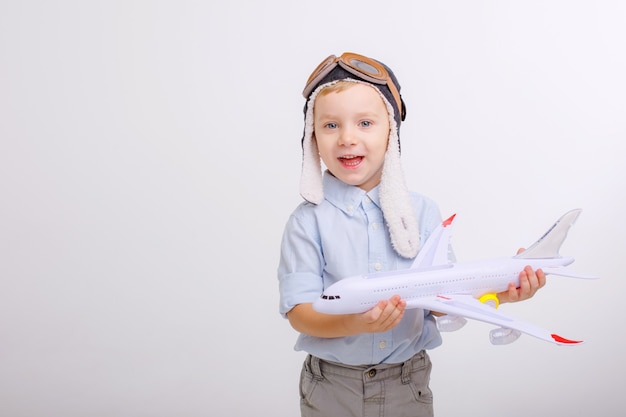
442, 214, 456, 227
551, 334, 583, 344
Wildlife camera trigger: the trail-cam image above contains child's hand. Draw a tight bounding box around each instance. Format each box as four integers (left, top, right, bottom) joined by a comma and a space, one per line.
287, 298, 407, 338
499, 264, 546, 304
356, 295, 406, 333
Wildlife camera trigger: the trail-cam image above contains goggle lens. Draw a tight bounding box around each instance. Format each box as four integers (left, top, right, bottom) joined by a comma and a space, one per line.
345, 57, 383, 79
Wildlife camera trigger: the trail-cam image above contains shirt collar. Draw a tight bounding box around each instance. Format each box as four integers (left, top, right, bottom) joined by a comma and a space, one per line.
322, 171, 381, 215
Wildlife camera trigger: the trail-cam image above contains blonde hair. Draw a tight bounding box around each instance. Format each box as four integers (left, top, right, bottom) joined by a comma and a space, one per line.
316, 80, 357, 98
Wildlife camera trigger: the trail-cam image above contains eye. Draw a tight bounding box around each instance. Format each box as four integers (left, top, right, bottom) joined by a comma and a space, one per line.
325, 122, 338, 129
360, 120, 372, 127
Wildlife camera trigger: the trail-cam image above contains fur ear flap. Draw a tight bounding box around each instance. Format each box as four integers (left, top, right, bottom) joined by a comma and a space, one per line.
379, 135, 420, 258
299, 133, 323, 204
299, 83, 326, 204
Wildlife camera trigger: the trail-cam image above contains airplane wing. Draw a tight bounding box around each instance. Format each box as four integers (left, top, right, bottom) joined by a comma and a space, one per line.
413, 294, 583, 346
410, 214, 456, 269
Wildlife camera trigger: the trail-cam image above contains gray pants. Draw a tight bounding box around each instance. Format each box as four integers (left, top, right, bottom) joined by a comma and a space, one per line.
299, 351, 434, 417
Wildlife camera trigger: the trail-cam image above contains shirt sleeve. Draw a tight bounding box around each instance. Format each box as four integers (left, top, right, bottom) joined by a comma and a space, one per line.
277, 210, 325, 318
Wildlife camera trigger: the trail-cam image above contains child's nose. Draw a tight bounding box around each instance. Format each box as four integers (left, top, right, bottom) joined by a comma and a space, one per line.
338, 127, 357, 146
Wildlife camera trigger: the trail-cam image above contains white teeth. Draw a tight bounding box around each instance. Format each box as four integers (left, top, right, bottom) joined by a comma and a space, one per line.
340, 155, 359, 159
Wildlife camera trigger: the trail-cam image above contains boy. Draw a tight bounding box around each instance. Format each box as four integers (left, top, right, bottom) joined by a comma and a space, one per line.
277, 52, 545, 417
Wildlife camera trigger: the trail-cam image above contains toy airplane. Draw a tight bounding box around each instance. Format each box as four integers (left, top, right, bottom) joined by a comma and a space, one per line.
312, 209, 597, 345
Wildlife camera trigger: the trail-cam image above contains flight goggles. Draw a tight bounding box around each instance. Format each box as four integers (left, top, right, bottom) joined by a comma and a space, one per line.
302, 52, 405, 121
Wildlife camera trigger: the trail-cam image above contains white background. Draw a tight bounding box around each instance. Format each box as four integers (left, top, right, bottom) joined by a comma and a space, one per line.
1, 1, 624, 416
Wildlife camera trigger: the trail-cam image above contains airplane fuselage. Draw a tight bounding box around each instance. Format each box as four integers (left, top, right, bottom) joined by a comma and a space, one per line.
313, 256, 575, 315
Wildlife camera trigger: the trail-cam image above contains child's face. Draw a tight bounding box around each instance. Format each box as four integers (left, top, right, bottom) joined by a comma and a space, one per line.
313, 83, 390, 192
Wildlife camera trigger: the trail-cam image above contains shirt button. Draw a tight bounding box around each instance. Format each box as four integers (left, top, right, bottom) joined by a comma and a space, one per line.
374, 262, 382, 271
365, 196, 372, 203
372, 222, 379, 230
347, 205, 354, 213
379, 340, 387, 349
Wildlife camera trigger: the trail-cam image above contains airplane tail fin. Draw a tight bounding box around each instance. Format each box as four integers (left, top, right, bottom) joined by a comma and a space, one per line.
410, 213, 456, 269
514, 209, 582, 259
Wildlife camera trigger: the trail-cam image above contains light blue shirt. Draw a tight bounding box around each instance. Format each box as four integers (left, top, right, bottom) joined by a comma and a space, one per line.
278, 172, 445, 366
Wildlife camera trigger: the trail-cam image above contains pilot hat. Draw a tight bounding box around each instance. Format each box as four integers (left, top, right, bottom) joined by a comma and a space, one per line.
299, 53, 420, 258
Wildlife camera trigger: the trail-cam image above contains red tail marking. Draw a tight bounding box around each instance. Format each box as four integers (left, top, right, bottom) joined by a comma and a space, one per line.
551, 334, 583, 344
442, 214, 456, 227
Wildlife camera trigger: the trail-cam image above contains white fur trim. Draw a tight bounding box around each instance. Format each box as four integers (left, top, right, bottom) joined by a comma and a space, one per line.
379, 125, 421, 258
299, 85, 324, 204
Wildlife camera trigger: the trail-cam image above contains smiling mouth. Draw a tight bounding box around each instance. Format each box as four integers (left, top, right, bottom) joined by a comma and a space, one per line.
339, 155, 363, 167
